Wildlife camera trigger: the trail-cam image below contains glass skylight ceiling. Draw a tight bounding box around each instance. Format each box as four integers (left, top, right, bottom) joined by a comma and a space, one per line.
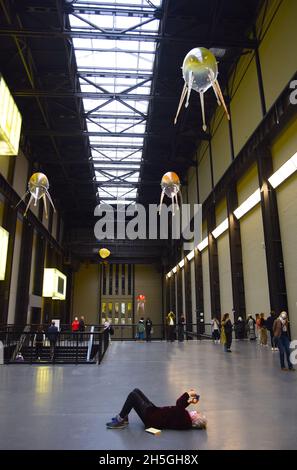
69, 0, 162, 204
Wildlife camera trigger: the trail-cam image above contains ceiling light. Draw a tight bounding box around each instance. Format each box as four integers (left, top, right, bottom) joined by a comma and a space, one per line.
186, 250, 195, 261
212, 218, 229, 239
268, 152, 297, 188
234, 189, 261, 220
172, 266, 177, 274
179, 259, 185, 268
197, 237, 208, 252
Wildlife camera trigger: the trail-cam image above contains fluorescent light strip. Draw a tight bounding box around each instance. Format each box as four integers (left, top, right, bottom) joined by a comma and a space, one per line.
197, 237, 208, 252
268, 152, 297, 188
212, 218, 229, 239
166, 271, 172, 278
186, 250, 195, 261
172, 266, 177, 274
178, 259, 185, 268
234, 189, 261, 220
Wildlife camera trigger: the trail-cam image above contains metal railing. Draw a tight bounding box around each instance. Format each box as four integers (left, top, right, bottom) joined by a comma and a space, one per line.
2, 330, 109, 365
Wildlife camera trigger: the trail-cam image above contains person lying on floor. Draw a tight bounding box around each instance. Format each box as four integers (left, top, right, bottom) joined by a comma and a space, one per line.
106, 388, 207, 430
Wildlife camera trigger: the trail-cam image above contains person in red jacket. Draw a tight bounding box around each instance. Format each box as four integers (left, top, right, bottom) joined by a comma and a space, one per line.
71, 317, 80, 332
106, 388, 207, 430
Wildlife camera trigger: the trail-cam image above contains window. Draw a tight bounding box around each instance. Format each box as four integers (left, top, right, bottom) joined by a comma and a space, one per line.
69, 1, 161, 204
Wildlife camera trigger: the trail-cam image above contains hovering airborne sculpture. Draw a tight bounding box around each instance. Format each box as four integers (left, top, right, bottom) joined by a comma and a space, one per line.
99, 248, 111, 259
16, 172, 55, 218
159, 171, 181, 215
174, 47, 230, 131
137, 294, 146, 316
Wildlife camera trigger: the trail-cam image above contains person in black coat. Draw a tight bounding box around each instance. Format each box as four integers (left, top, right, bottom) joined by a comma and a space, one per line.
235, 316, 245, 340
145, 318, 153, 342
47, 321, 58, 360
178, 315, 186, 342
79, 316, 85, 342
266, 311, 278, 350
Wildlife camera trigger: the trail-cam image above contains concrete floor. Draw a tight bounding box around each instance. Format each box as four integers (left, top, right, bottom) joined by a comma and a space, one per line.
0, 340, 296, 450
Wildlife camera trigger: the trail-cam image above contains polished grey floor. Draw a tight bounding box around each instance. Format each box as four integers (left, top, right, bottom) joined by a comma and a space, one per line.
0, 340, 296, 450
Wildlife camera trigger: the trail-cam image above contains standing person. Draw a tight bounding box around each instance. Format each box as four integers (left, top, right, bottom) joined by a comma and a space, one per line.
137, 318, 145, 341
255, 313, 261, 341
103, 317, 112, 344
72, 316, 80, 333
167, 311, 176, 342
234, 317, 245, 340
177, 315, 186, 342
221, 313, 233, 352
145, 317, 153, 342
266, 311, 278, 350
259, 313, 268, 346
79, 316, 85, 342
273, 311, 295, 371
47, 321, 58, 361
106, 388, 207, 430
35, 325, 45, 360
211, 317, 220, 344
246, 315, 256, 341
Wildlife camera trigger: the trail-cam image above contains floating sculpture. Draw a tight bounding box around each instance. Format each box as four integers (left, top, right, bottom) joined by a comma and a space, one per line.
159, 171, 181, 215
16, 172, 55, 218
99, 248, 111, 259
174, 47, 230, 131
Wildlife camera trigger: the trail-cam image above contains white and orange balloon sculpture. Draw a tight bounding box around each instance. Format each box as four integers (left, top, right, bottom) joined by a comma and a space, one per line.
159, 171, 181, 215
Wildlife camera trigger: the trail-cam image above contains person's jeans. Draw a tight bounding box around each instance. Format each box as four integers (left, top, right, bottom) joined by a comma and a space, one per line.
276, 334, 293, 369
119, 388, 156, 424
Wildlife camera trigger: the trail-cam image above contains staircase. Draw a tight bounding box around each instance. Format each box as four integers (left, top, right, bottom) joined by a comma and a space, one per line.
14, 344, 98, 364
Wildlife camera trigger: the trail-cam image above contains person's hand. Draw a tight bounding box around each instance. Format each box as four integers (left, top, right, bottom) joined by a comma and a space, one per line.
187, 389, 199, 404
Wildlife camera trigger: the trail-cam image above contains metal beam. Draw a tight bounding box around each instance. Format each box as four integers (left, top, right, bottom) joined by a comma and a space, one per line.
23, 128, 210, 140
13, 90, 167, 100
0, 28, 258, 48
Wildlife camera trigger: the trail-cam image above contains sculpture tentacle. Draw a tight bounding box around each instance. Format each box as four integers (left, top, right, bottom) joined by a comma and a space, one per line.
199, 92, 207, 132
174, 81, 187, 125
185, 70, 194, 108
159, 188, 165, 215
214, 79, 230, 120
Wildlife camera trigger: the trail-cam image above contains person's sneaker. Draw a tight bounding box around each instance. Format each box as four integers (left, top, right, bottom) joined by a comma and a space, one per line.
112, 416, 129, 425
106, 416, 127, 429
281, 367, 288, 371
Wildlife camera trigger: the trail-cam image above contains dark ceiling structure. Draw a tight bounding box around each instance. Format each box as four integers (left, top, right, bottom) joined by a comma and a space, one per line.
0, 0, 264, 262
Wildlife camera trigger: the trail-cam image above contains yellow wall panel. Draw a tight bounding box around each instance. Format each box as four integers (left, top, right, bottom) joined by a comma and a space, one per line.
202, 249, 211, 323
135, 264, 162, 324
271, 116, 297, 171
7, 218, 22, 324
240, 206, 270, 315
198, 149, 212, 203
0, 155, 10, 180
276, 173, 297, 338
237, 163, 259, 205
215, 198, 227, 226
230, 57, 263, 156
217, 232, 233, 318
187, 166, 197, 205
211, 114, 232, 185
73, 263, 100, 324
259, 0, 297, 110
12, 150, 28, 197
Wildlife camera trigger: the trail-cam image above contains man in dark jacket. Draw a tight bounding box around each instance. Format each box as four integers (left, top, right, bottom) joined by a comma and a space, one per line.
266, 311, 277, 350
47, 321, 58, 361
106, 388, 207, 430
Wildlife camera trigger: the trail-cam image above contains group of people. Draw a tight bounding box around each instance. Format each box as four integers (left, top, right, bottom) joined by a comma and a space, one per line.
31, 316, 86, 361
136, 317, 153, 341
211, 311, 295, 371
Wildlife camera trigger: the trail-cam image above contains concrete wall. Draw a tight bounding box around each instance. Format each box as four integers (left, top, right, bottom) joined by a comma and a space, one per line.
73, 263, 100, 325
